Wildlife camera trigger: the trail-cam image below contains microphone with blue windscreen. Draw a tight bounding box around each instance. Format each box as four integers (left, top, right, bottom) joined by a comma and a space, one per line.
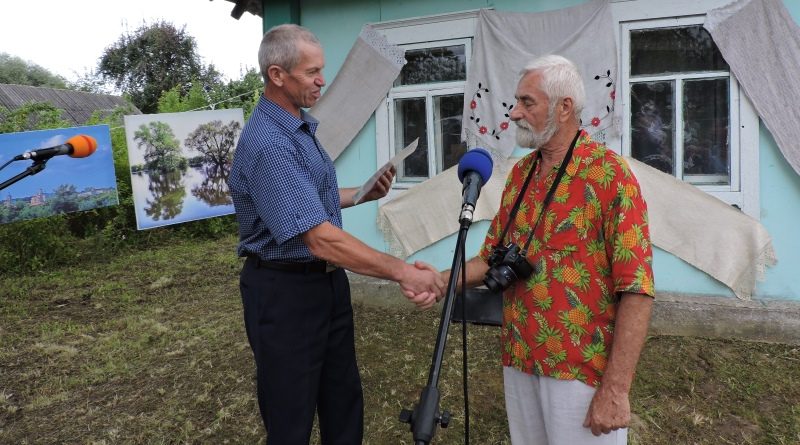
457, 148, 493, 224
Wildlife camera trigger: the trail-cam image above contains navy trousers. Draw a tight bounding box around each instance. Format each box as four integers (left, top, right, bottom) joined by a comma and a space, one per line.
240, 257, 364, 444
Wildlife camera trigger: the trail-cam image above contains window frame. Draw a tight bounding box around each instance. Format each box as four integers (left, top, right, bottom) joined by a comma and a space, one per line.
372, 10, 480, 200
611, 0, 760, 218
389, 82, 466, 183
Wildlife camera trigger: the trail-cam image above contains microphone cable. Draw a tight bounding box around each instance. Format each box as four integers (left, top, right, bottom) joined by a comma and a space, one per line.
460, 250, 470, 445
0, 159, 13, 172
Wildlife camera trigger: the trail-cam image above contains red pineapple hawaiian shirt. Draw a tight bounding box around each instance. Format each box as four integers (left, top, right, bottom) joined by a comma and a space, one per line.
479, 130, 655, 387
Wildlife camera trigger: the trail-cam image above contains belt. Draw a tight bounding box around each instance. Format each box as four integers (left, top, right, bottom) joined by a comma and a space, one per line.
247, 256, 339, 274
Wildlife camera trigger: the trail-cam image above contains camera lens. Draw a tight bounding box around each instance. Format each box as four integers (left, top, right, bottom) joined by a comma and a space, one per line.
483, 265, 515, 292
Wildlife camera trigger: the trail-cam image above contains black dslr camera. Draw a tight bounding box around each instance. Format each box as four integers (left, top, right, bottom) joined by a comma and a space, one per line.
483, 243, 535, 292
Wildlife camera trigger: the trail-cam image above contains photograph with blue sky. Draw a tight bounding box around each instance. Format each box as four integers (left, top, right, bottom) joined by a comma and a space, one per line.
124, 109, 243, 230
0, 125, 118, 225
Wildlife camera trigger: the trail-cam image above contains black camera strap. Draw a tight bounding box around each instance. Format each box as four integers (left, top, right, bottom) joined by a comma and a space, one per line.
495, 130, 581, 252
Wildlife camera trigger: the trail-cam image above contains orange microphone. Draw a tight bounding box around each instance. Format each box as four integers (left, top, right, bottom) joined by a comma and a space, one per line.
15, 134, 98, 160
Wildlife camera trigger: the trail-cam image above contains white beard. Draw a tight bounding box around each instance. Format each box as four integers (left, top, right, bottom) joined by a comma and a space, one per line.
515, 116, 558, 149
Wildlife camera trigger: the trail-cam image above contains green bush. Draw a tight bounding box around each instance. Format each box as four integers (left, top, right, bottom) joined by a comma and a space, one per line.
0, 216, 77, 274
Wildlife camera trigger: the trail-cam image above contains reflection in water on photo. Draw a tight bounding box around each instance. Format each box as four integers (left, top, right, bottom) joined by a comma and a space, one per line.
144, 170, 186, 221
191, 164, 232, 207
131, 165, 234, 229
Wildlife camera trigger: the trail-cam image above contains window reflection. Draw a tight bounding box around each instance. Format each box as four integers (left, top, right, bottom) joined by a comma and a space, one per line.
630, 82, 675, 174
683, 78, 730, 184
434, 94, 467, 173
396, 45, 466, 86
394, 97, 429, 179
631, 25, 728, 76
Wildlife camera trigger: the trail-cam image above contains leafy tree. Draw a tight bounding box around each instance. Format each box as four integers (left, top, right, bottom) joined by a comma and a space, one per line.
50, 184, 80, 214
0, 102, 70, 133
133, 121, 186, 172
208, 68, 263, 118
67, 68, 114, 94
0, 53, 68, 88
97, 21, 221, 113
157, 82, 212, 113
184, 120, 241, 169
157, 68, 261, 118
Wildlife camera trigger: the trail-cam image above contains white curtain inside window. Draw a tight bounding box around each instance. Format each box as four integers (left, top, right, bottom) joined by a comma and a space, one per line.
704, 0, 800, 177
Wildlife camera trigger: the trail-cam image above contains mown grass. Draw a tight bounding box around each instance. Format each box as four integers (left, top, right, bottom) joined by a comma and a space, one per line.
1, 234, 799, 444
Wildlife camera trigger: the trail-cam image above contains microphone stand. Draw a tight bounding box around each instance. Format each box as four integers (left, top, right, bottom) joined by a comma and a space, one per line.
0, 157, 50, 192
400, 203, 475, 445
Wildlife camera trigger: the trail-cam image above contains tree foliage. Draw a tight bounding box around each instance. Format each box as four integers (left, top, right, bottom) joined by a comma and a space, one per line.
157, 82, 211, 114
0, 102, 70, 133
50, 184, 80, 214
184, 120, 241, 169
97, 21, 221, 114
157, 67, 262, 118
133, 121, 186, 172
207, 68, 263, 119
0, 53, 68, 88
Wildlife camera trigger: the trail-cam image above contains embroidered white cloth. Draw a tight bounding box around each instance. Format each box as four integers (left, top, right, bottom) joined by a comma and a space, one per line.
379, 157, 516, 257
379, 155, 776, 300
310, 25, 406, 160
627, 157, 776, 300
462, 1, 618, 160
704, 0, 800, 177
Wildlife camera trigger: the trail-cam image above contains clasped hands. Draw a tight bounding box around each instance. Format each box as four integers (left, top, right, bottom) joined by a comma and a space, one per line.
398, 260, 446, 309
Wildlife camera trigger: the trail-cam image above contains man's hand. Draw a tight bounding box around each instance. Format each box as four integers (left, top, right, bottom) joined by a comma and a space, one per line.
583, 386, 631, 436
361, 165, 396, 203
398, 260, 445, 309
583, 293, 652, 436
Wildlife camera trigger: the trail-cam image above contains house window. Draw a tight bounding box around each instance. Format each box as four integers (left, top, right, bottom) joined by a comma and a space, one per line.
373, 11, 479, 193
390, 40, 469, 182
626, 21, 734, 187
615, 2, 760, 217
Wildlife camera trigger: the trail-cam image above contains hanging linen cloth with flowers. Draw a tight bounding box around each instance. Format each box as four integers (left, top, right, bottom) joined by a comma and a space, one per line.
462, 1, 619, 159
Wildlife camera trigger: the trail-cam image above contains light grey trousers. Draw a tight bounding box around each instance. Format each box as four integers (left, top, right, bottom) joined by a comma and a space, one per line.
504, 367, 628, 445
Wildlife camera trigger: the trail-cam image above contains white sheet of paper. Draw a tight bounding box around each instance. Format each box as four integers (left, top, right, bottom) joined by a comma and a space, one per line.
352, 138, 419, 205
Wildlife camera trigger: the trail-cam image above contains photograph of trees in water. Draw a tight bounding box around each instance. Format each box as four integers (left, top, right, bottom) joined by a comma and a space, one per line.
123, 109, 243, 230
0, 125, 118, 225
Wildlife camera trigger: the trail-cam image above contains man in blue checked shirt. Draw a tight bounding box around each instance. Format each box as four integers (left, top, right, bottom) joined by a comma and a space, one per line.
228, 24, 446, 445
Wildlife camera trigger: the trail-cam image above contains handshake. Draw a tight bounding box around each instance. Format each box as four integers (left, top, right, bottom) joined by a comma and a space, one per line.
397, 260, 447, 310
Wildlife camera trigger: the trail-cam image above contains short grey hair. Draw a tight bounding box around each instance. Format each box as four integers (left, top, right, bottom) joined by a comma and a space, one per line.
258, 24, 321, 82
520, 55, 585, 120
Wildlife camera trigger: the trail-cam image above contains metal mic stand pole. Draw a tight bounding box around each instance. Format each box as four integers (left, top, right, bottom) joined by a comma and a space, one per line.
400, 205, 474, 445
0, 159, 49, 192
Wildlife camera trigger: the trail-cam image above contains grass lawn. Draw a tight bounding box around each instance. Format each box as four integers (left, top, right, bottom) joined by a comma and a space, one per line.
1, 235, 798, 444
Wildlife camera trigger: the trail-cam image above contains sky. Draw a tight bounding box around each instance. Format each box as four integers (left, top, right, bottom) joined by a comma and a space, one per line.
0, 0, 263, 83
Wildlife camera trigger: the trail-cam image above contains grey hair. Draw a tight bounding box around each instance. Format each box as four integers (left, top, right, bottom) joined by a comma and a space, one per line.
520, 55, 585, 120
258, 24, 321, 82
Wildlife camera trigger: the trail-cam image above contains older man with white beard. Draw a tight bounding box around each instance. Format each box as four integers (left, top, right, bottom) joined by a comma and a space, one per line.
441, 55, 655, 444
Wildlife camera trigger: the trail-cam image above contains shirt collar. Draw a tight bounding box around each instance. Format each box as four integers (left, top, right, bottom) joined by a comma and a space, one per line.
259, 95, 319, 134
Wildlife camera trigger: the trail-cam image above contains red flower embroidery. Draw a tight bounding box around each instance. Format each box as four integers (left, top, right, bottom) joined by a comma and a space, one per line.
470, 100, 477, 109
479, 126, 488, 134
500, 121, 509, 130
610, 90, 616, 100
591, 117, 601, 127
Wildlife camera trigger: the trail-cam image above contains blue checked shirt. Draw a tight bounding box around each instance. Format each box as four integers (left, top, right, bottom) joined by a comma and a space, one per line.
228, 96, 342, 261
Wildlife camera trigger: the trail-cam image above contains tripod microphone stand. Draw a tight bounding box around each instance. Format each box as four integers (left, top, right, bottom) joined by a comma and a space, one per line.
399, 205, 475, 445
